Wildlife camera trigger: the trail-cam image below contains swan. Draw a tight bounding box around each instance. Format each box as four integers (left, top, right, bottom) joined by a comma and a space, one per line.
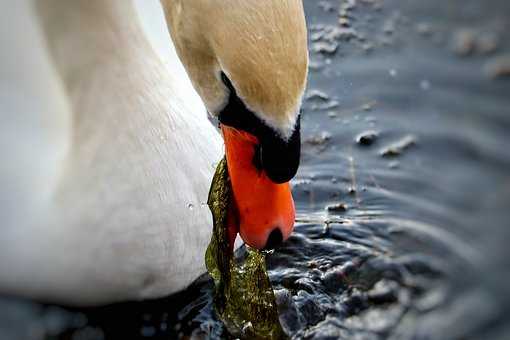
0, 0, 308, 305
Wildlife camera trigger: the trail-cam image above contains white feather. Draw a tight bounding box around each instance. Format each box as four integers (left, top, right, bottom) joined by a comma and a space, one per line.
0, 0, 223, 305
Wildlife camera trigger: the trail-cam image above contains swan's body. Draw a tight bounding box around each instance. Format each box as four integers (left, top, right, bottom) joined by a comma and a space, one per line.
0, 0, 307, 305
1, 0, 222, 304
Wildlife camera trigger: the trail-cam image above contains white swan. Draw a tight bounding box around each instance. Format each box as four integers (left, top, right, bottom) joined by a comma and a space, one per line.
0, 0, 308, 305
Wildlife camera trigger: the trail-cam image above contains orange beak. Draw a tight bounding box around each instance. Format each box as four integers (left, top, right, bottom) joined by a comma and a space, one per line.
221, 125, 295, 250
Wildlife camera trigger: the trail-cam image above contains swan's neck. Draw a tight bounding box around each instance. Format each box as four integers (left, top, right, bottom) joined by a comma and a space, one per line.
37, 0, 165, 124
35, 0, 203, 156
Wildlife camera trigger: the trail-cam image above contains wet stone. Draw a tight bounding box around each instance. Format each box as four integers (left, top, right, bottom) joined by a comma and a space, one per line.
380, 135, 416, 157
304, 90, 339, 110
305, 89, 330, 102
306, 131, 332, 146
310, 24, 361, 56
313, 100, 340, 111
338, 17, 350, 27
326, 203, 349, 213
327, 27, 359, 41
356, 130, 379, 146
484, 55, 510, 79
311, 41, 339, 55
383, 19, 395, 35
452, 29, 501, 57
452, 30, 475, 56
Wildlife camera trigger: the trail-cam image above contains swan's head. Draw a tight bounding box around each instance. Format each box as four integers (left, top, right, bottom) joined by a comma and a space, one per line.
161, 0, 308, 249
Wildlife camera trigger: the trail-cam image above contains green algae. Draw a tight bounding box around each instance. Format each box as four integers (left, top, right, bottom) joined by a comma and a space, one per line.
205, 158, 286, 339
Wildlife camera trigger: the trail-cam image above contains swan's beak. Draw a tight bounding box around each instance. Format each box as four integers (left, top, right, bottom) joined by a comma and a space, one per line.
221, 125, 297, 250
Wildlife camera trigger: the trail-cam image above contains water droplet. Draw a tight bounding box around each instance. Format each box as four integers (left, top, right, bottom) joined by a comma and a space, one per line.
420, 79, 431, 90
389, 69, 398, 77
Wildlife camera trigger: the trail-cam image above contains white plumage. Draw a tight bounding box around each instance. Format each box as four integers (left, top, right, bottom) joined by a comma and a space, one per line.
0, 0, 222, 305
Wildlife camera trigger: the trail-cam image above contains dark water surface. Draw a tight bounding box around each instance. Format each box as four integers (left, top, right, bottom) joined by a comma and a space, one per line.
2, 0, 510, 339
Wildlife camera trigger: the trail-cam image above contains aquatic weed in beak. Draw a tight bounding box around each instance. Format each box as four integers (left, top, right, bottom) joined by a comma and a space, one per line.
205, 158, 286, 339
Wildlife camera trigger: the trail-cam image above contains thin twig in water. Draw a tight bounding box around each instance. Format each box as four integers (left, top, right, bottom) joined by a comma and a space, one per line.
348, 150, 362, 207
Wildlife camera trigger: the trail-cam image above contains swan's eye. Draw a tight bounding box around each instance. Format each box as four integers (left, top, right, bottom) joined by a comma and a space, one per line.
218, 72, 300, 183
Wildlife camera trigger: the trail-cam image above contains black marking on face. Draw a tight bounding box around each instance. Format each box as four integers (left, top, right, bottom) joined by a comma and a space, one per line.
219, 72, 301, 183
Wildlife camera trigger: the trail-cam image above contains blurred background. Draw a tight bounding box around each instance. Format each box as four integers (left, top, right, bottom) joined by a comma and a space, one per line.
1, 0, 509, 339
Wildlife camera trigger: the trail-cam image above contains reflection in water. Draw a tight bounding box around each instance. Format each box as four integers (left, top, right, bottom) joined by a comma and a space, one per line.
1, 0, 510, 339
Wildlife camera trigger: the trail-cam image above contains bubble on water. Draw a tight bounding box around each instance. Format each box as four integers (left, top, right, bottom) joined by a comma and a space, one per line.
187, 203, 194, 210
420, 80, 431, 90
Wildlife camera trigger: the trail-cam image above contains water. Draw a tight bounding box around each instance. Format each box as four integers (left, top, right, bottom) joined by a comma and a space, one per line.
1, 0, 510, 339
